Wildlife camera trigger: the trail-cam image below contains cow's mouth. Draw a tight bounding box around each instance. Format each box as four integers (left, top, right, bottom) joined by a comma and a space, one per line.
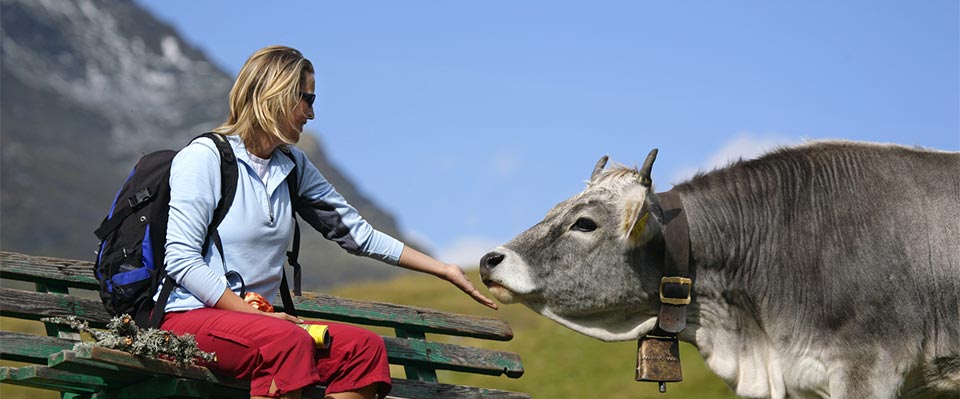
482, 280, 520, 304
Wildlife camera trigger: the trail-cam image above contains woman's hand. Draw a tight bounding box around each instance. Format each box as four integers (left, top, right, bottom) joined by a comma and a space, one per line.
214, 287, 304, 322
263, 311, 304, 324
442, 263, 499, 310
397, 246, 499, 310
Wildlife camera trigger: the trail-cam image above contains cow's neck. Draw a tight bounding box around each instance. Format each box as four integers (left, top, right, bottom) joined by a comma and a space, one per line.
674, 187, 801, 398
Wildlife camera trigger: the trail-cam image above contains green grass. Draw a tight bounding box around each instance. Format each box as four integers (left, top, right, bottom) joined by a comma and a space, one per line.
1, 273, 740, 398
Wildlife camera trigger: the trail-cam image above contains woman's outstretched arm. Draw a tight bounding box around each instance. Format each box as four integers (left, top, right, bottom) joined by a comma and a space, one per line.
397, 246, 498, 310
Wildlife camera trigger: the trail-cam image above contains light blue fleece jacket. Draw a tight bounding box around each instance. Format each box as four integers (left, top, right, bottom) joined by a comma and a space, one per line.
161, 134, 404, 312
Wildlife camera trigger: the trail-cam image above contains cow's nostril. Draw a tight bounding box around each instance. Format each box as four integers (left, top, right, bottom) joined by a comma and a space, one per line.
480, 252, 505, 271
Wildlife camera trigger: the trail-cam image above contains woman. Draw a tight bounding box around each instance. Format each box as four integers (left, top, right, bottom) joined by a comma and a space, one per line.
160, 45, 497, 399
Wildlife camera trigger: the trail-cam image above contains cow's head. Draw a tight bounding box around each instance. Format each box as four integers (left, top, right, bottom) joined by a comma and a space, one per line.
480, 150, 669, 341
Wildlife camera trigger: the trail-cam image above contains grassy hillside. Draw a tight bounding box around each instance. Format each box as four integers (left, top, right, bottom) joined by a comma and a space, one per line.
1, 272, 739, 399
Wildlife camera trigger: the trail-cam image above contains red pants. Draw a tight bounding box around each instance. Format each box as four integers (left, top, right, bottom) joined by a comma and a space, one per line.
162, 308, 391, 398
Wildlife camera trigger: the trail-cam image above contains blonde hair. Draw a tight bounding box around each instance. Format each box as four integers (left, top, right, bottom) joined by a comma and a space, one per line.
213, 45, 314, 145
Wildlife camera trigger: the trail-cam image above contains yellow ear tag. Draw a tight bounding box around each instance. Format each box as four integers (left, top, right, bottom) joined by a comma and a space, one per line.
631, 211, 649, 240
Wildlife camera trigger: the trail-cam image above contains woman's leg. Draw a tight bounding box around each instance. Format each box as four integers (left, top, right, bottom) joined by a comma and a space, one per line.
251, 379, 303, 399
162, 308, 321, 398
311, 322, 391, 399
324, 383, 378, 399
253, 394, 302, 399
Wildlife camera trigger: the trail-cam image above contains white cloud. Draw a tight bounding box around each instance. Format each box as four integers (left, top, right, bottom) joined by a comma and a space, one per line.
435, 236, 503, 269
671, 131, 799, 183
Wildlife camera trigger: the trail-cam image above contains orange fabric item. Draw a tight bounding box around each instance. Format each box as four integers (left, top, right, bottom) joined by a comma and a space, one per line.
244, 292, 275, 312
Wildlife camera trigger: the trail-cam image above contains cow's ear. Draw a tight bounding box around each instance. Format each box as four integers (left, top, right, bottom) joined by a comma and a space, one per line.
625, 189, 663, 245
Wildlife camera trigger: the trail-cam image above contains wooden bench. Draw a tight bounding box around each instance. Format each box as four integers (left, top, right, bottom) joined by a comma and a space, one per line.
0, 251, 530, 399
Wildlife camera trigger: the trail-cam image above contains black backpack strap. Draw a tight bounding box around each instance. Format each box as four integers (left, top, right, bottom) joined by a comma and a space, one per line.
198, 132, 238, 278
149, 132, 239, 328
147, 275, 177, 328
201, 132, 241, 299
94, 207, 133, 240
289, 216, 302, 296
278, 148, 301, 316
278, 270, 296, 316
200, 132, 239, 249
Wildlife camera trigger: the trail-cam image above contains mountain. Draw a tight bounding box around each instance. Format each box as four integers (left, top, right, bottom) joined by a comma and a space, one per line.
0, 0, 415, 288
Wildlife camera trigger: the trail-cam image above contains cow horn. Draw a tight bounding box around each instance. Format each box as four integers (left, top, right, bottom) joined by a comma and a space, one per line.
639, 148, 658, 186
590, 155, 609, 181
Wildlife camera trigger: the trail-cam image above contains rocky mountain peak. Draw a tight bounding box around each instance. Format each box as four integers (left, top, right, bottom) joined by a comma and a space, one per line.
3, 0, 231, 159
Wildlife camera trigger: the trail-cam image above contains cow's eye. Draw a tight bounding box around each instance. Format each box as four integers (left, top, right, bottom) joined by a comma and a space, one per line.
571, 217, 597, 232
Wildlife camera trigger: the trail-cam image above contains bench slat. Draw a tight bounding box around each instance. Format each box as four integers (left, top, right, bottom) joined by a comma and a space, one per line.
50, 346, 241, 388
98, 375, 245, 399
0, 251, 99, 290
2, 365, 247, 399
0, 331, 76, 364
284, 292, 513, 341
0, 331, 143, 384
383, 336, 523, 378
0, 366, 107, 394
0, 292, 522, 377
388, 378, 532, 399
0, 251, 514, 340
0, 287, 111, 327
50, 348, 253, 399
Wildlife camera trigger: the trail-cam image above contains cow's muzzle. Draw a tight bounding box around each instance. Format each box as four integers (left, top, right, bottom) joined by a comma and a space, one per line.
478, 251, 505, 284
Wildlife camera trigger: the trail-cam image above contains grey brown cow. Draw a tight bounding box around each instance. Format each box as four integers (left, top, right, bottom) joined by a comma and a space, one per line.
480, 141, 959, 398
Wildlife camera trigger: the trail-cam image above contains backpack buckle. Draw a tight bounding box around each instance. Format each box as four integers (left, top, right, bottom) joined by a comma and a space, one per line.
128, 188, 152, 208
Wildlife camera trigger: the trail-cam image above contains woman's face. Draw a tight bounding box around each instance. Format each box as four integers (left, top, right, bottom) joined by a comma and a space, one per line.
283, 72, 315, 143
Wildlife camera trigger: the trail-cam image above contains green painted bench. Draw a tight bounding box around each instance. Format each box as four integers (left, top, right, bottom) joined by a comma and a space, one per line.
0, 251, 529, 399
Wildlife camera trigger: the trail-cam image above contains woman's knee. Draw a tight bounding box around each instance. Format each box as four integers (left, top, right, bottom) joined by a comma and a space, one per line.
351, 327, 386, 353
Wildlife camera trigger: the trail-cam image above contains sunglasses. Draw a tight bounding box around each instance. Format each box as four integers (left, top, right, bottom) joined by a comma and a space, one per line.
299, 92, 316, 106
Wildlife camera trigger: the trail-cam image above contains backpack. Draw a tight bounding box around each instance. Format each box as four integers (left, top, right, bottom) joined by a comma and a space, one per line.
94, 132, 302, 328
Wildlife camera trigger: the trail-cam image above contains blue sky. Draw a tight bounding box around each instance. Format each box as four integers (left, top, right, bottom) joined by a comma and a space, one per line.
137, 1, 959, 267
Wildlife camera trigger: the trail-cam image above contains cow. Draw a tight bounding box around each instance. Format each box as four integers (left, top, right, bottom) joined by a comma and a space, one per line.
479, 141, 960, 398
